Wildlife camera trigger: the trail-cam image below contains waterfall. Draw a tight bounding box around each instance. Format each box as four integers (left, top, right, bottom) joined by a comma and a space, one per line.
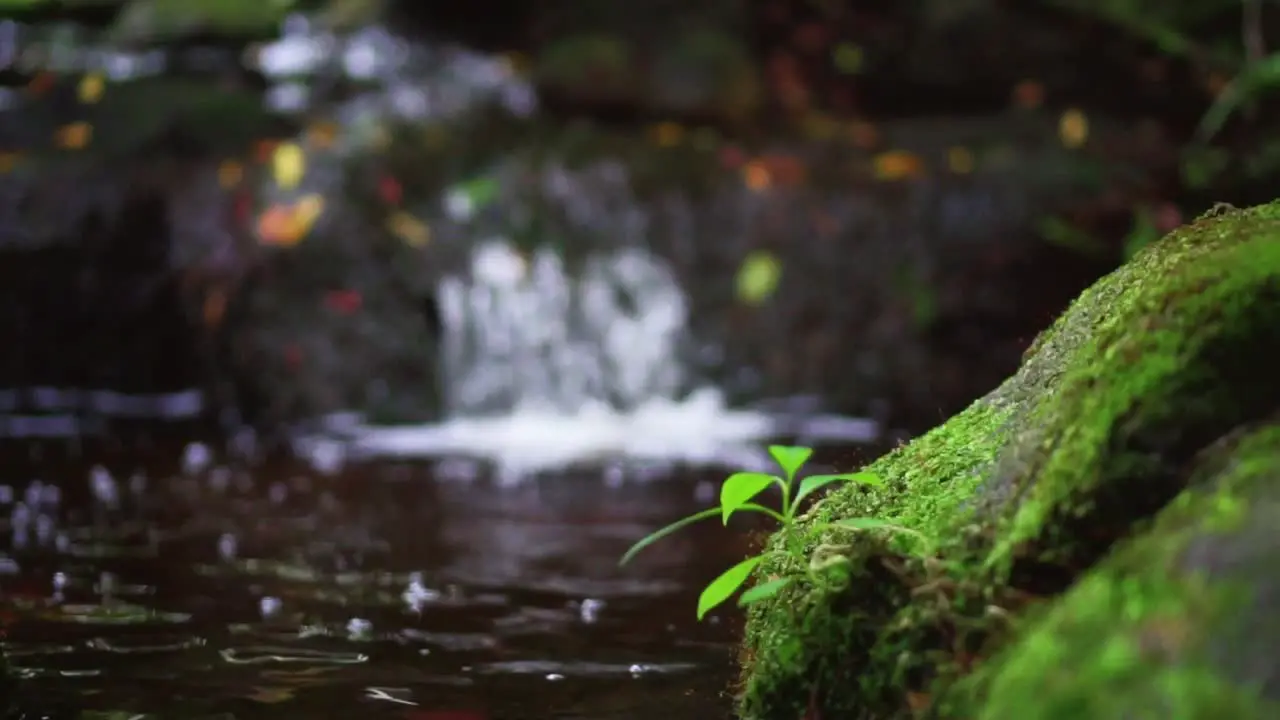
342, 240, 785, 482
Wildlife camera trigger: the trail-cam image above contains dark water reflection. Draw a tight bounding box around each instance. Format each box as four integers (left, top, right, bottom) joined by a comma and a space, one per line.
0, 439, 769, 719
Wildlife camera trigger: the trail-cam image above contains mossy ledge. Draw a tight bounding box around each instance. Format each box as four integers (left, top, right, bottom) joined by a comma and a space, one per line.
737, 201, 1280, 718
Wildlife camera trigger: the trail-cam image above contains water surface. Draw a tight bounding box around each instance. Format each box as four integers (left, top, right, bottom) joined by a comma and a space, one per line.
0, 440, 773, 719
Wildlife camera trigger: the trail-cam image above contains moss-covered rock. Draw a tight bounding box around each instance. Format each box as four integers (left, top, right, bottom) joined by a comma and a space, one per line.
737, 201, 1280, 718
958, 422, 1280, 719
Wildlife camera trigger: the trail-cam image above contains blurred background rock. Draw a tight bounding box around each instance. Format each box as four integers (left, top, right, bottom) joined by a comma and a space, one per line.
0, 0, 1270, 443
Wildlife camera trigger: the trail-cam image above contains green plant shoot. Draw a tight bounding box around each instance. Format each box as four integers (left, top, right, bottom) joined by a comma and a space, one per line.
620, 444, 904, 620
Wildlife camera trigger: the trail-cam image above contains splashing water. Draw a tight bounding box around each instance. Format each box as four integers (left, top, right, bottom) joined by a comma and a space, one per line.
331, 240, 813, 481
440, 240, 688, 415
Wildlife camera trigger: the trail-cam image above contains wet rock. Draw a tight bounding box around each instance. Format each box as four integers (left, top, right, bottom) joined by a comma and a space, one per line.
736, 202, 1280, 718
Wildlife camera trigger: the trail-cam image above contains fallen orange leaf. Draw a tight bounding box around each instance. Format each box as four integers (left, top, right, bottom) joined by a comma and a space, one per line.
54, 122, 92, 149
650, 122, 684, 148
848, 120, 880, 149
324, 289, 363, 315
758, 153, 806, 185
218, 160, 244, 189
872, 150, 925, 180
1012, 79, 1044, 109
743, 160, 771, 190
253, 139, 279, 163
256, 194, 324, 247
26, 72, 55, 96
203, 289, 227, 327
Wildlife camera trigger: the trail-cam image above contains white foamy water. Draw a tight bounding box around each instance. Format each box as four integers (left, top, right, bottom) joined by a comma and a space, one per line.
299, 240, 877, 481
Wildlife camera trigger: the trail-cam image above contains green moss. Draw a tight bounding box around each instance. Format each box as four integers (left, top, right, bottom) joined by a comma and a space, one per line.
738, 201, 1280, 718
739, 399, 1014, 716
954, 424, 1280, 719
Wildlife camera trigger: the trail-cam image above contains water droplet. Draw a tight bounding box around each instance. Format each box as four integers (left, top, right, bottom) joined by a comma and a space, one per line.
346, 617, 373, 640
217, 533, 238, 560
35, 514, 54, 544
579, 598, 605, 624
89, 466, 117, 507
402, 572, 440, 613
96, 571, 117, 599
39, 483, 60, 506
259, 596, 281, 619
182, 442, 211, 476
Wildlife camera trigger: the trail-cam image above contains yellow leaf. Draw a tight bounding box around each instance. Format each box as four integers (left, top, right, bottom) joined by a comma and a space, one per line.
832, 43, 864, 74
54, 122, 92, 149
650, 122, 684, 148
294, 193, 324, 230
0, 152, 18, 173
271, 142, 306, 189
1059, 108, 1088, 149
369, 123, 392, 151
735, 250, 782, 306
387, 210, 430, 247
77, 72, 105, 104
947, 146, 974, 174
243, 685, 295, 704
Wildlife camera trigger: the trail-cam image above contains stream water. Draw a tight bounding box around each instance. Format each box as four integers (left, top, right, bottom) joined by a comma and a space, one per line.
0, 227, 880, 718
0, 439, 777, 719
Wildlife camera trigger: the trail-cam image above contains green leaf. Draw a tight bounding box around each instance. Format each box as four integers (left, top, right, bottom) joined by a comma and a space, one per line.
464, 176, 501, 210
736, 501, 789, 525
793, 472, 882, 509
832, 43, 864, 75
697, 556, 762, 620
829, 517, 933, 553
1197, 53, 1280, 142
768, 445, 813, 482
720, 472, 779, 524
734, 250, 781, 306
738, 576, 792, 607
619, 507, 721, 566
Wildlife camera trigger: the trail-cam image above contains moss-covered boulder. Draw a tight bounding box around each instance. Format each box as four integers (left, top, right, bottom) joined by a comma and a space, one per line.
964, 423, 1280, 719
737, 201, 1280, 718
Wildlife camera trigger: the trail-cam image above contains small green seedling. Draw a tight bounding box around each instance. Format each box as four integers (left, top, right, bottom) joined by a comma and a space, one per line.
620, 445, 930, 620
